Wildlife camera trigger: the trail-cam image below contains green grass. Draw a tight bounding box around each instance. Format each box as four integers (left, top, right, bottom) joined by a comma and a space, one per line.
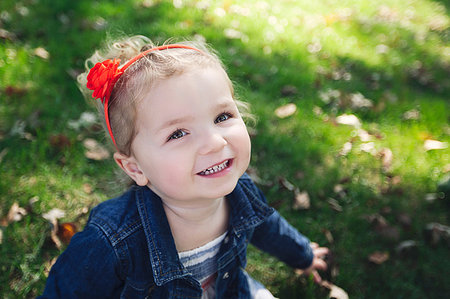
1, 0, 449, 298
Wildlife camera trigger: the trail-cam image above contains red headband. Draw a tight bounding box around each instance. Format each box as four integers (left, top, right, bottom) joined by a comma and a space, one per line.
86, 44, 203, 150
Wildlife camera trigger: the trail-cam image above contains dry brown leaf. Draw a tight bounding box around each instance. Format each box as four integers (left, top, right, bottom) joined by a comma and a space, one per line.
42, 208, 66, 223
339, 142, 352, 156
397, 213, 412, 230
424, 139, 448, 151
322, 228, 334, 244
402, 109, 420, 120
43, 208, 66, 249
5, 85, 28, 97
83, 138, 110, 160
378, 148, 393, 171
424, 223, 450, 247
293, 190, 311, 210
360, 142, 376, 155
275, 103, 297, 118
368, 251, 389, 264
57, 222, 78, 244
280, 85, 298, 96
279, 177, 296, 192
395, 240, 418, 256
33, 47, 50, 59
83, 183, 93, 194
327, 198, 343, 212
49, 134, 72, 151
1, 202, 27, 226
336, 114, 361, 128
321, 281, 349, 299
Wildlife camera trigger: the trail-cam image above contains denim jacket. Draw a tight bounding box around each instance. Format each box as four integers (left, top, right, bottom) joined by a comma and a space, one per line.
39, 173, 313, 298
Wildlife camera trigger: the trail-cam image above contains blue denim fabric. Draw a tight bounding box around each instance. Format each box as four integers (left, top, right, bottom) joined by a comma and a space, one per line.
39, 173, 313, 298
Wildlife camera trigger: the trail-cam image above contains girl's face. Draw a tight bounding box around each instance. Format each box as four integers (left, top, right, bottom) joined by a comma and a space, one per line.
129, 67, 251, 205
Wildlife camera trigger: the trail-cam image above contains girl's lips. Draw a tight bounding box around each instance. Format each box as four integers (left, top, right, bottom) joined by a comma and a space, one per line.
197, 159, 233, 176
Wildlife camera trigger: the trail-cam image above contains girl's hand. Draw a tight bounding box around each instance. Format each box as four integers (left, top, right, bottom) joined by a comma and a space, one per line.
301, 242, 329, 284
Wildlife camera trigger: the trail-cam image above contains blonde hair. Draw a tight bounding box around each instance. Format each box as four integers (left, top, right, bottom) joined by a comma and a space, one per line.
77, 35, 251, 156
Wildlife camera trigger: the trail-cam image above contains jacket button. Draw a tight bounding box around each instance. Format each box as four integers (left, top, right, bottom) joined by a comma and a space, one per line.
223, 272, 229, 279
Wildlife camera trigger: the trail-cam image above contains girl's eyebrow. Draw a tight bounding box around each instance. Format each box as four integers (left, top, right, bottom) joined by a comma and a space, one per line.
156, 99, 235, 132
156, 116, 194, 132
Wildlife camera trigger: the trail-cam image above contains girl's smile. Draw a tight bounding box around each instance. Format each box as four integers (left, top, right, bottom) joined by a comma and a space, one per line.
197, 159, 233, 177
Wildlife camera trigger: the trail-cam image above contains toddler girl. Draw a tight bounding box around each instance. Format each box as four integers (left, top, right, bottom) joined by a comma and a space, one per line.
40, 35, 328, 298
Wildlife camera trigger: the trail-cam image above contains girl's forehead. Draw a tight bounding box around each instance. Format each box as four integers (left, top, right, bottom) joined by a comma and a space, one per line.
135, 67, 235, 124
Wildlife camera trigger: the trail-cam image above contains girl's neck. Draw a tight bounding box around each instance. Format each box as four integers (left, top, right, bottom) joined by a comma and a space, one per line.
162, 197, 229, 252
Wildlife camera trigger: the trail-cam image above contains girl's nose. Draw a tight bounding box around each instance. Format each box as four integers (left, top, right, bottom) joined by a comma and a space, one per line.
198, 130, 227, 155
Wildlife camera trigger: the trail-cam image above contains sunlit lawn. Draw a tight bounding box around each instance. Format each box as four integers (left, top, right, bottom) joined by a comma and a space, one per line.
0, 0, 449, 298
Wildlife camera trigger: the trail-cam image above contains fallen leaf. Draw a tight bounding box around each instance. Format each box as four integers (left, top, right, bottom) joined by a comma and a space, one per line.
83, 138, 110, 160
27, 196, 39, 213
322, 228, 334, 244
42, 208, 65, 222
0, 28, 16, 41
333, 184, 347, 198
68, 112, 97, 131
349, 92, 373, 109
275, 103, 297, 118
293, 190, 310, 210
395, 240, 418, 256
336, 114, 361, 128
424, 139, 448, 151
368, 251, 389, 264
378, 148, 393, 171
339, 142, 352, 156
49, 134, 72, 151
43, 208, 65, 249
389, 175, 402, 186
313, 106, 323, 116
397, 213, 412, 230
425, 193, 442, 202
424, 223, 450, 247
1, 202, 27, 226
279, 177, 296, 191
360, 142, 376, 155
57, 222, 77, 244
357, 129, 373, 142
82, 183, 93, 194
321, 281, 349, 299
33, 47, 50, 59
327, 198, 342, 212
246, 167, 265, 186
402, 109, 420, 120
4, 85, 28, 97
280, 85, 298, 96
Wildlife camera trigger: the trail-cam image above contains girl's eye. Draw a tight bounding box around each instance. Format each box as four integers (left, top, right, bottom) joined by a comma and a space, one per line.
167, 129, 188, 141
215, 112, 232, 124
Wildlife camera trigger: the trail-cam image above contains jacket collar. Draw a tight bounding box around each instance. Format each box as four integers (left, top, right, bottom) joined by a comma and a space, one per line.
135, 175, 274, 286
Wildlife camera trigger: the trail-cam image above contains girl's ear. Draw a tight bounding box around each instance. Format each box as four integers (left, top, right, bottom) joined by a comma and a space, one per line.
113, 152, 149, 186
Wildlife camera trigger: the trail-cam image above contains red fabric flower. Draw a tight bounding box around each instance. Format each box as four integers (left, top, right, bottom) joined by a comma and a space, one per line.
86, 59, 122, 103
